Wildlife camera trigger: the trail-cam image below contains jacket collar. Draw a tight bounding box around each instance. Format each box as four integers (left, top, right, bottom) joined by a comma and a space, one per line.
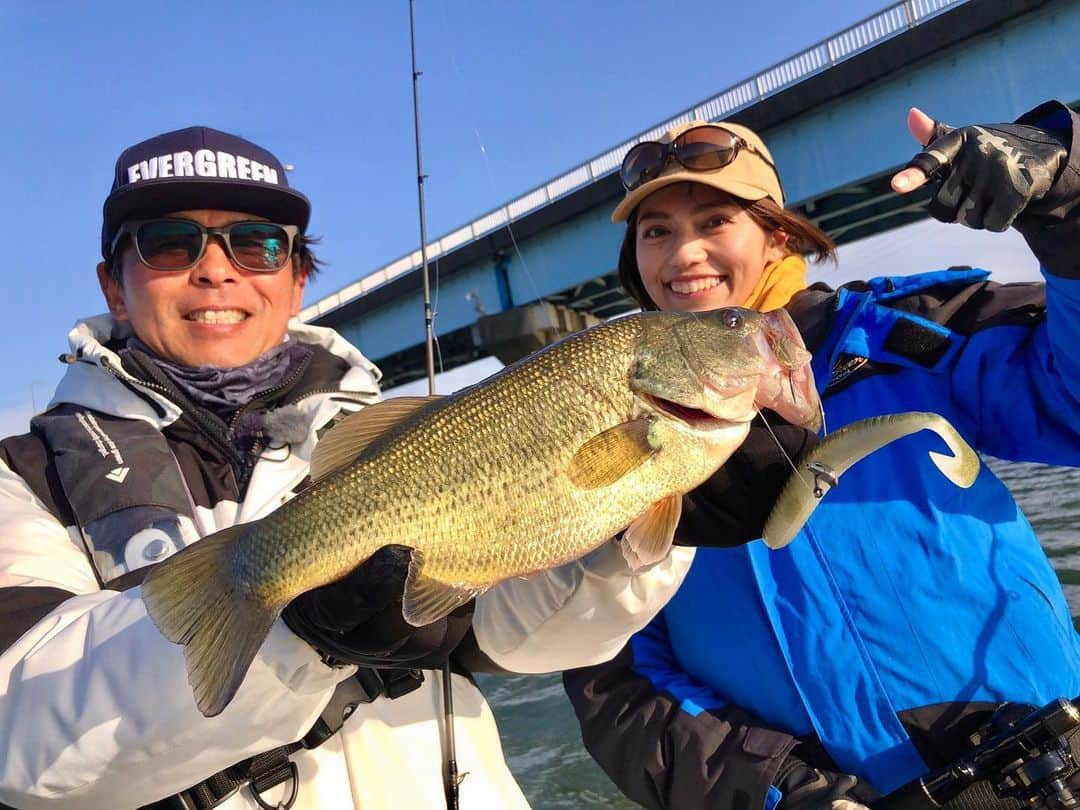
49, 314, 381, 424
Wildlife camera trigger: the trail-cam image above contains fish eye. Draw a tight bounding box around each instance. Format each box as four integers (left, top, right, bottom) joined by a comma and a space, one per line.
719, 309, 743, 329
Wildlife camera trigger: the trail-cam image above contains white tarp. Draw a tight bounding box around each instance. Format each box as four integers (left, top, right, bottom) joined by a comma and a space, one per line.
820, 216, 1040, 287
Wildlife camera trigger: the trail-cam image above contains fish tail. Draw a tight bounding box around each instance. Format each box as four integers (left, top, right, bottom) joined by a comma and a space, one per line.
142, 524, 278, 717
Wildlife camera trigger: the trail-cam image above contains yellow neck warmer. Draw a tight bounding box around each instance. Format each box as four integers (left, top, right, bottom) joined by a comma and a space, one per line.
742, 254, 808, 312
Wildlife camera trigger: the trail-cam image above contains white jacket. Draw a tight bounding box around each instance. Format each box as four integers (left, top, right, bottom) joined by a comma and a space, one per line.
0, 315, 694, 809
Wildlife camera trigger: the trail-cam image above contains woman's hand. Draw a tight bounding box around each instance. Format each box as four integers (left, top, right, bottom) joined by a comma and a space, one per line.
677, 414, 819, 547
891, 106, 1068, 232
775, 757, 880, 809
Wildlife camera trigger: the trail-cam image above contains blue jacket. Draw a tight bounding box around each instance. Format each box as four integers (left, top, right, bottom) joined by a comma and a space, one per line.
663, 267, 1080, 781
565, 269, 1080, 809
564, 100, 1080, 809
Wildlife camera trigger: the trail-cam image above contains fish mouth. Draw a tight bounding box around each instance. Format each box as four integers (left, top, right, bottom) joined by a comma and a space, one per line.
645, 393, 742, 429
754, 310, 822, 432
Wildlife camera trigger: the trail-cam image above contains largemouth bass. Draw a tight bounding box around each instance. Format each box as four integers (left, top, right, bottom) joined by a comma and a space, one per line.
143, 307, 821, 716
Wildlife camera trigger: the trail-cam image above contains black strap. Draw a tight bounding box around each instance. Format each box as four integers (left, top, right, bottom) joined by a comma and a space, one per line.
166, 744, 302, 810
153, 668, 425, 810
297, 668, 423, 750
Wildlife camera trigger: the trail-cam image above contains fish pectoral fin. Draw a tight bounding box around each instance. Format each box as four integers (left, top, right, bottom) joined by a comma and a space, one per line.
141, 523, 278, 718
568, 418, 657, 490
620, 494, 682, 570
310, 395, 441, 482
401, 549, 489, 627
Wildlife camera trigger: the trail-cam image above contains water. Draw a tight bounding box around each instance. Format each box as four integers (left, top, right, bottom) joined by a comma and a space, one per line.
477, 459, 1080, 809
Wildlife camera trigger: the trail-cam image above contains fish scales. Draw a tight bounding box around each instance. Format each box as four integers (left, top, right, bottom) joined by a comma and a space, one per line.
240, 316, 666, 595
143, 307, 824, 716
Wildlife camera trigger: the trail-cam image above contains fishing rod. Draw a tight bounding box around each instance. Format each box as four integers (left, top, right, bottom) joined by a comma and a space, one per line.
410, 0, 437, 394
408, 3, 462, 808
872, 696, 1080, 809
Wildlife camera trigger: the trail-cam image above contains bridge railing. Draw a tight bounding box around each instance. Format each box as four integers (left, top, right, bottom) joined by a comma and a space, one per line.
301, 0, 967, 322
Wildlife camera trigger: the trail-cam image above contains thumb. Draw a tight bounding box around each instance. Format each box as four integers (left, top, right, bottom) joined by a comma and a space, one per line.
891, 107, 939, 194
832, 802, 870, 810
907, 106, 938, 146
891, 108, 958, 195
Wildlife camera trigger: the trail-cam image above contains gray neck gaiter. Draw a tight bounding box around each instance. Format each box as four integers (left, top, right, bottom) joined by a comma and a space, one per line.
123, 336, 312, 415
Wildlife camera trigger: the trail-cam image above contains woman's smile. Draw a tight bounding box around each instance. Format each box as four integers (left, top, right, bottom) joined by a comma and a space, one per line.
635, 183, 787, 313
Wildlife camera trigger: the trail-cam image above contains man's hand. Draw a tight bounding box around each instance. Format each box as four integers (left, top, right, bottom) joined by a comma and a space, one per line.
281, 544, 472, 667
891, 106, 1068, 232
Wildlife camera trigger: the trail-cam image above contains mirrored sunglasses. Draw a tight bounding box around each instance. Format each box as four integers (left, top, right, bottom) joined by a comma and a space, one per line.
111, 219, 300, 272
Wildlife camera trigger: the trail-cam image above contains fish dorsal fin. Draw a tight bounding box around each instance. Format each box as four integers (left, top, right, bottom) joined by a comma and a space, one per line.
620, 494, 682, 571
401, 548, 489, 627
568, 418, 657, 490
310, 396, 439, 482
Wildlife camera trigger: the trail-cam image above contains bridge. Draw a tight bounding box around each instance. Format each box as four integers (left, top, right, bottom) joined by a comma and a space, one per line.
300, 0, 1080, 390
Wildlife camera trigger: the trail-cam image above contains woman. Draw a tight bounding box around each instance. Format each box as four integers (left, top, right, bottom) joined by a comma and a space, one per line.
564, 102, 1080, 809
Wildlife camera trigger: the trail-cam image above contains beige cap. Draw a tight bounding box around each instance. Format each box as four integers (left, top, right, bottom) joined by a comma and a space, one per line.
611, 120, 783, 222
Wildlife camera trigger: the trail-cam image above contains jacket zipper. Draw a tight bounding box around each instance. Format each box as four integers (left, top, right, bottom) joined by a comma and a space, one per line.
226, 350, 314, 437
97, 352, 370, 490
98, 354, 250, 475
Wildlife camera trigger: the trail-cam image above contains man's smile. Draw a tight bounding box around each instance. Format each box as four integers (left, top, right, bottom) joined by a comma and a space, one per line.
183, 308, 250, 324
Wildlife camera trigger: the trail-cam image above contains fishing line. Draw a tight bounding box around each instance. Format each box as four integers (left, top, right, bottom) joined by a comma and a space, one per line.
755, 406, 817, 497
434, 0, 548, 309
676, 315, 822, 499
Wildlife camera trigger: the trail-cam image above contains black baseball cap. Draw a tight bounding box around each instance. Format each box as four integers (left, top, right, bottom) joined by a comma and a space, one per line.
101, 126, 311, 258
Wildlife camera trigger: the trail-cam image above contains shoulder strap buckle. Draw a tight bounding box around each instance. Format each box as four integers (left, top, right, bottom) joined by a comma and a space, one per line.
248, 761, 298, 810
300, 667, 425, 750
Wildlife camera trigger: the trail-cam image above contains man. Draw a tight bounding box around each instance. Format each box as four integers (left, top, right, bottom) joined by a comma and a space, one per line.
0, 126, 693, 809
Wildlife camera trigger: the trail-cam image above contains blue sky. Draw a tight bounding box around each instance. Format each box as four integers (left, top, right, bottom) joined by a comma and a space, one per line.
0, 0, 934, 431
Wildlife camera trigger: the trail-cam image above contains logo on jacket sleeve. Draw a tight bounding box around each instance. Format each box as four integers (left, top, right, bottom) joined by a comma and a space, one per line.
75, 411, 125, 468
106, 466, 130, 483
